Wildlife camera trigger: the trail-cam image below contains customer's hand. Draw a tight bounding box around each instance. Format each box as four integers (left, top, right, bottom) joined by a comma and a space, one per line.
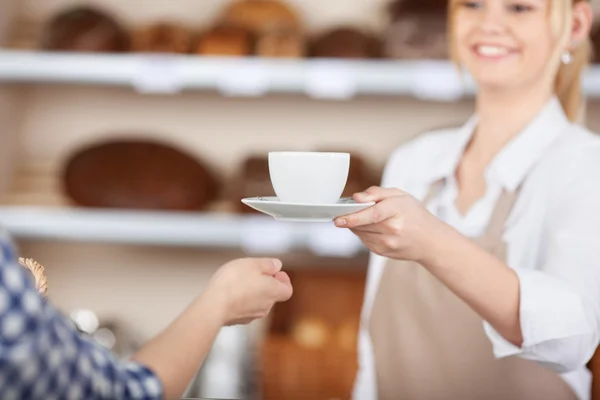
334, 186, 448, 263
206, 258, 293, 326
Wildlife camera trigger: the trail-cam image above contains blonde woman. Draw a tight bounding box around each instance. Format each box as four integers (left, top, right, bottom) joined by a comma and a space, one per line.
337, 1, 600, 399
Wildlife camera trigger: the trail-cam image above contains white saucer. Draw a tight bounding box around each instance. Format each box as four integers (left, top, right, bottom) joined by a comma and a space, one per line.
241, 197, 375, 222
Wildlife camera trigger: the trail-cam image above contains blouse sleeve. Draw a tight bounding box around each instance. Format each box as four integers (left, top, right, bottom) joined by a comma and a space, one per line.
0, 240, 164, 400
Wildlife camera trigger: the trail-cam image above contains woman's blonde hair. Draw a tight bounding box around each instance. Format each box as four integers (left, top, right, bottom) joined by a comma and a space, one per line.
448, 0, 591, 122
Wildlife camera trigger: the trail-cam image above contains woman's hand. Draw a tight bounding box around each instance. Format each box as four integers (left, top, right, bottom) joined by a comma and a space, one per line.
334, 186, 448, 263
206, 258, 293, 326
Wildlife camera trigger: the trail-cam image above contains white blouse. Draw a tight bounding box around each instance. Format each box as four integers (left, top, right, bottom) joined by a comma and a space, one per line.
353, 97, 600, 400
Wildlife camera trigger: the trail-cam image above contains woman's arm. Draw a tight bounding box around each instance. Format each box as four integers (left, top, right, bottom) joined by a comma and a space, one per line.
336, 175, 600, 371
422, 222, 523, 345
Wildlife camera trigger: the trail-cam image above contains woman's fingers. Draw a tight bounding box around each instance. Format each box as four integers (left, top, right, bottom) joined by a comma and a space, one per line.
353, 186, 406, 202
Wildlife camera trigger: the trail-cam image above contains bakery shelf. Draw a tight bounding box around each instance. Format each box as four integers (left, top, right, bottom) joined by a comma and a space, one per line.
0, 205, 365, 256
0, 49, 476, 100
0, 164, 365, 256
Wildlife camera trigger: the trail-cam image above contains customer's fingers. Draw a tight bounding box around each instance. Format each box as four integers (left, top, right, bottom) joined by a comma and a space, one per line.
256, 258, 283, 275
273, 271, 291, 285
269, 272, 293, 301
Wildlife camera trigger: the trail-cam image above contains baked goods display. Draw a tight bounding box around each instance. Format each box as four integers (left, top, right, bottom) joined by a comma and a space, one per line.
383, 0, 449, 60
61, 139, 220, 211
32, 0, 461, 61
256, 27, 304, 58
40, 6, 129, 52
130, 22, 194, 54
219, 0, 301, 33
259, 268, 366, 400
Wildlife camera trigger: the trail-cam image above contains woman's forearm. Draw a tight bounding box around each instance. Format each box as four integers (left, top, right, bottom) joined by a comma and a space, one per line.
422, 224, 523, 346
131, 293, 225, 400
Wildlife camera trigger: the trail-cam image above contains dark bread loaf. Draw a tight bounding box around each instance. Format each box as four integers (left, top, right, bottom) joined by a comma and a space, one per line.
62, 139, 220, 211
383, 0, 449, 60
310, 27, 382, 59
41, 6, 129, 52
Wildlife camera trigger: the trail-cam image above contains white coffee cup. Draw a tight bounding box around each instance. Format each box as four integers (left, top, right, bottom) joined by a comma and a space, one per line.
268, 151, 350, 204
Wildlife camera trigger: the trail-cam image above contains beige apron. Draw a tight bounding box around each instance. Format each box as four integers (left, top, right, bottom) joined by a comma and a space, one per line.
368, 180, 577, 400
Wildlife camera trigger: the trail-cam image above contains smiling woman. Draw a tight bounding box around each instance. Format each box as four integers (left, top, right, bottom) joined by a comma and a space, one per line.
449, 0, 591, 121
340, 1, 600, 400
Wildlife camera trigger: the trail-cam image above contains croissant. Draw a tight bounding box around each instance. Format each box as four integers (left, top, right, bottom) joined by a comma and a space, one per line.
18, 257, 48, 298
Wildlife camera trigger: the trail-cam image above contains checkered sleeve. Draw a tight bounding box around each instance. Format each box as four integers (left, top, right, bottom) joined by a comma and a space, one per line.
0, 241, 164, 400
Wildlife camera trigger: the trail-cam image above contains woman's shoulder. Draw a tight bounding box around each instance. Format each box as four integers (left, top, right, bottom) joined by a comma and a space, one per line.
530, 124, 600, 196
542, 124, 600, 171
382, 125, 465, 191
387, 125, 464, 165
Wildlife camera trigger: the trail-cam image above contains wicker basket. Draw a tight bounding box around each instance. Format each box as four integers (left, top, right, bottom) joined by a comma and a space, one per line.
257, 267, 366, 400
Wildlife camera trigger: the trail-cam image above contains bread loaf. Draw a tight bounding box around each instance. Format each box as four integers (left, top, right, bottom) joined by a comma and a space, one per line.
62, 139, 220, 211
41, 6, 129, 52
196, 25, 253, 56
311, 27, 382, 59
131, 22, 193, 54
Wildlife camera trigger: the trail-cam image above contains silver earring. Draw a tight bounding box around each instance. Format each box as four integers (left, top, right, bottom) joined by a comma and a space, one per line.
561, 50, 573, 65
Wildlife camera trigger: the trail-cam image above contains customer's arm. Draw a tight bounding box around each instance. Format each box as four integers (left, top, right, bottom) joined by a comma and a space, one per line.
132, 258, 292, 399
0, 243, 291, 400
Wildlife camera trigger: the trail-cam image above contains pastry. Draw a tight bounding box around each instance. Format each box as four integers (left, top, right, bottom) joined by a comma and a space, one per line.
310, 27, 382, 59
62, 139, 220, 211
195, 25, 253, 56
336, 319, 359, 351
256, 27, 304, 58
220, 0, 301, 34
18, 258, 48, 297
41, 6, 129, 52
131, 22, 193, 54
291, 317, 332, 349
383, 0, 449, 60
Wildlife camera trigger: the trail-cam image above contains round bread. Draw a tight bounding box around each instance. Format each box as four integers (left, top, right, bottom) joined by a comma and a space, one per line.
196, 25, 253, 56
131, 22, 193, 54
256, 27, 304, 58
387, 0, 448, 18
291, 317, 331, 349
41, 6, 129, 52
311, 27, 382, 59
384, 0, 449, 59
220, 0, 301, 34
62, 139, 220, 211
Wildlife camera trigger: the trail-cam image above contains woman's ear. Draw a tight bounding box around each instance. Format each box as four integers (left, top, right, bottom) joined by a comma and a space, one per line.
570, 1, 594, 48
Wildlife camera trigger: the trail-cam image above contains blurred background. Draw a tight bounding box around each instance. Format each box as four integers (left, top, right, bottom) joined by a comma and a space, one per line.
2, 0, 600, 399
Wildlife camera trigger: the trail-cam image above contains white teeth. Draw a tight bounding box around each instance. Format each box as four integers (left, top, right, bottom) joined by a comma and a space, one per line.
477, 45, 509, 56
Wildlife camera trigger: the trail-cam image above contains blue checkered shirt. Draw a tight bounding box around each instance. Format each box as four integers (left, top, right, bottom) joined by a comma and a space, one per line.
0, 231, 163, 399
